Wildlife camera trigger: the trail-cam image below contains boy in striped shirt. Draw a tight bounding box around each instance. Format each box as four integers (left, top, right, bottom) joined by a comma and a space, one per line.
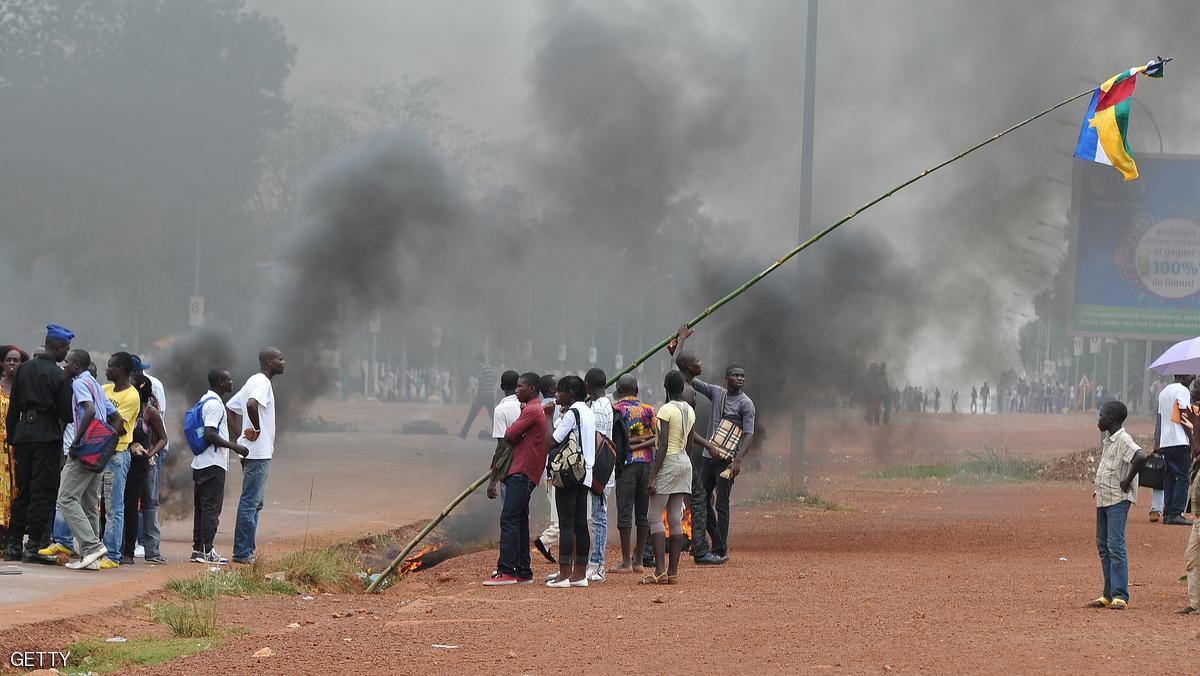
1090, 400, 1148, 610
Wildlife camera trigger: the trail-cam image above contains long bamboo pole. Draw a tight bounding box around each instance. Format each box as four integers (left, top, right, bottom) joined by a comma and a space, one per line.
367, 84, 1098, 593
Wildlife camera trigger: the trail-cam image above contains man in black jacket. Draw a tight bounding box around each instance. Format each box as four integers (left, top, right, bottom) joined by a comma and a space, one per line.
5, 324, 73, 562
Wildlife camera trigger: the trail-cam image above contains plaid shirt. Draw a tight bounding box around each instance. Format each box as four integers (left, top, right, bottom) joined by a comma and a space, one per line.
1094, 427, 1140, 508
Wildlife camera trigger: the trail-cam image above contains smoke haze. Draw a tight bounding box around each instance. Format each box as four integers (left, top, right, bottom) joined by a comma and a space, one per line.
3, 0, 1200, 445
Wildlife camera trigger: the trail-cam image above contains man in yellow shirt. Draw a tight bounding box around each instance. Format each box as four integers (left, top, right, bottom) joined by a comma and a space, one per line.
101, 352, 139, 567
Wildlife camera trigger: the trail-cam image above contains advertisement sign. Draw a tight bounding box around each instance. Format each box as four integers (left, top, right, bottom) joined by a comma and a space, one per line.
1072, 155, 1200, 338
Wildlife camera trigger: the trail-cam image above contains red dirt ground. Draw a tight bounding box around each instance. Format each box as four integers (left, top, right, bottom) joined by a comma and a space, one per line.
3, 406, 1198, 673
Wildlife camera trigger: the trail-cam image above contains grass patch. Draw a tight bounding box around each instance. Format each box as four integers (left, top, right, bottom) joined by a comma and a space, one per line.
166, 568, 297, 599
277, 546, 359, 592
149, 599, 219, 638
743, 459, 847, 510
64, 636, 222, 674
870, 447, 1043, 482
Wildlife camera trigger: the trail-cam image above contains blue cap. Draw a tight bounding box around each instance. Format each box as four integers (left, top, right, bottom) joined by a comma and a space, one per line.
46, 324, 75, 343
131, 355, 152, 372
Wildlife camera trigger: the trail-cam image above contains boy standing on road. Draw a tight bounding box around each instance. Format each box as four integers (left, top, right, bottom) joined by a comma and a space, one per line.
1090, 400, 1147, 611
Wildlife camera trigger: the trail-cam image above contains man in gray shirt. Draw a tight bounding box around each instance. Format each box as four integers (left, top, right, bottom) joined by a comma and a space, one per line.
691, 365, 755, 561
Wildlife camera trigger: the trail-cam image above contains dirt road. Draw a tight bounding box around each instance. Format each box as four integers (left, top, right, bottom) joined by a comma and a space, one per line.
4, 404, 1197, 673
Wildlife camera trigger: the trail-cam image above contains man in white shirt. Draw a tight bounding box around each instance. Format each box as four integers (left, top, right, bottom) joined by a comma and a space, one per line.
1155, 375, 1195, 526
226, 347, 286, 564
132, 356, 167, 560
488, 371, 521, 502
190, 368, 249, 565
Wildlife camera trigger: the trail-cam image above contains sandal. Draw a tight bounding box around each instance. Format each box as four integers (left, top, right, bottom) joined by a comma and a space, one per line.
639, 572, 667, 585
665, 574, 679, 585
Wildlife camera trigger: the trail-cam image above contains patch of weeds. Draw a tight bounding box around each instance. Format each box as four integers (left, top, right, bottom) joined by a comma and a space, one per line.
166, 568, 298, 599
297, 415, 358, 433
742, 459, 847, 510
65, 636, 221, 674
869, 446, 1043, 482
277, 546, 359, 592
149, 599, 219, 638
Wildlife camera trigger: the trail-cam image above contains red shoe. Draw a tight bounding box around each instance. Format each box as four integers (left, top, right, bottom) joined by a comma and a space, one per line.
482, 573, 522, 586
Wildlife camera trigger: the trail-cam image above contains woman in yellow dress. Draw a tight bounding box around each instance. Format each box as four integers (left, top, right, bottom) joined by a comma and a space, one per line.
0, 345, 30, 546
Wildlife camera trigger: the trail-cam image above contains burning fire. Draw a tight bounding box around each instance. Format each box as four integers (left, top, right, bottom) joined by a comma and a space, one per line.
662, 504, 693, 540
397, 543, 444, 577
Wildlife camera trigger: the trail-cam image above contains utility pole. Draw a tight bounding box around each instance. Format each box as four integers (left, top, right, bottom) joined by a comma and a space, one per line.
791, 0, 818, 482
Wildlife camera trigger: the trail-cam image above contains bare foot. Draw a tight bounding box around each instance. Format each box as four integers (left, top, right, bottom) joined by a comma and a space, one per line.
632, 565, 645, 574
611, 564, 634, 574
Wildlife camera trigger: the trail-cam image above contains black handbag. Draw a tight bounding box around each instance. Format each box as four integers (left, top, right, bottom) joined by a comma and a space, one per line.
1139, 453, 1165, 490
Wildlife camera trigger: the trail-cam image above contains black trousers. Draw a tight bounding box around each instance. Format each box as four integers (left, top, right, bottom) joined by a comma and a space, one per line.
701, 457, 735, 556
555, 483, 590, 567
8, 441, 61, 549
121, 456, 149, 558
192, 466, 226, 552
458, 396, 494, 437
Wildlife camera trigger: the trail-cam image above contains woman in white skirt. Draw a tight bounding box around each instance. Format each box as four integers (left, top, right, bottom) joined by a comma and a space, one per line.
641, 370, 694, 585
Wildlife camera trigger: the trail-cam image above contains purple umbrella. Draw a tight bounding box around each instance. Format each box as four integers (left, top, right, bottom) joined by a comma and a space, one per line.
1149, 337, 1200, 375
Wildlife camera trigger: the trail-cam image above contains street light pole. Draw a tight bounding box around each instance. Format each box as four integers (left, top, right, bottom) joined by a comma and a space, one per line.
792, 0, 819, 479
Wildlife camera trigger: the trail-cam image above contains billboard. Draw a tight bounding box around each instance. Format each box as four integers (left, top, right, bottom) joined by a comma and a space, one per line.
1071, 155, 1200, 339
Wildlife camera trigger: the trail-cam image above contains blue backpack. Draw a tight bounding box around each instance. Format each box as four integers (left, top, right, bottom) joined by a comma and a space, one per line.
184, 394, 222, 455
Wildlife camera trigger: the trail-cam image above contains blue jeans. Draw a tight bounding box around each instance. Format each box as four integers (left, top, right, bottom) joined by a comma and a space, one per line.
138, 455, 163, 557
1161, 445, 1192, 520
1151, 488, 1164, 514
588, 486, 611, 566
101, 451, 131, 559
496, 473, 535, 579
233, 459, 271, 561
52, 508, 74, 549
1096, 500, 1131, 602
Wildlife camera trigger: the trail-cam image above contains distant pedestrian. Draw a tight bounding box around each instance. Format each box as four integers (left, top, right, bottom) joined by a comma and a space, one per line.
458, 354, 497, 438
970, 387, 978, 414
190, 369, 248, 565
227, 347, 286, 565
1089, 400, 1146, 610
5, 325, 72, 563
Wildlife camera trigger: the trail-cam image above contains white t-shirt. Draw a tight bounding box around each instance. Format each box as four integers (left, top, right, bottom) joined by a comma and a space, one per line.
553, 401, 596, 487
492, 394, 521, 439
191, 390, 230, 471
146, 373, 168, 450
227, 373, 277, 460
1157, 382, 1191, 448
590, 395, 615, 488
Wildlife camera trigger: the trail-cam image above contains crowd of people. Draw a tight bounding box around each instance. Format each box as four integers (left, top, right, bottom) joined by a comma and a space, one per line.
479, 323, 755, 586
0, 323, 285, 572
860, 362, 1124, 423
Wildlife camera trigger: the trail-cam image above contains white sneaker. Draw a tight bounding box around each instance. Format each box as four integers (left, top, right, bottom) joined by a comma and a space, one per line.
546, 577, 571, 588
569, 577, 589, 587
133, 544, 145, 558
66, 548, 106, 570
586, 567, 606, 582
546, 571, 559, 582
